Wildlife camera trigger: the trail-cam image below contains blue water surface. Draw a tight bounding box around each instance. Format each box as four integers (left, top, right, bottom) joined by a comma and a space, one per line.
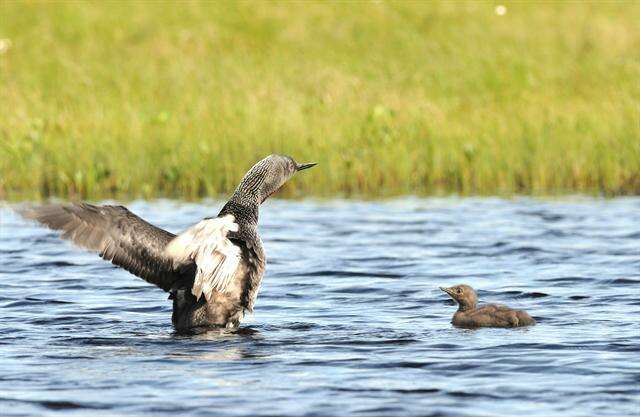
1, 197, 638, 417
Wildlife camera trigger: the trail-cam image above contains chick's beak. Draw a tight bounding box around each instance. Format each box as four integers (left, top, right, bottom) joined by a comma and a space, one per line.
296, 162, 317, 171
440, 287, 454, 297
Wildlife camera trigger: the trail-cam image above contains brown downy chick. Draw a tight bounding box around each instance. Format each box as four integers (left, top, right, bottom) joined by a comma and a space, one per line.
440, 284, 536, 328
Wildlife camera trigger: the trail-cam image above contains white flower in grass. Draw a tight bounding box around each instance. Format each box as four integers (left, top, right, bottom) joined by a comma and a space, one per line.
0, 38, 12, 54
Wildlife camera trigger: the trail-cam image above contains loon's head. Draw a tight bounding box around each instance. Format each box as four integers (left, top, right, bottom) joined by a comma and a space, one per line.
440, 284, 478, 311
233, 154, 316, 204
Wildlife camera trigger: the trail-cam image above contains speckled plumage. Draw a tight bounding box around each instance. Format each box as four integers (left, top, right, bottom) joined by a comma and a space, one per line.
21, 154, 315, 332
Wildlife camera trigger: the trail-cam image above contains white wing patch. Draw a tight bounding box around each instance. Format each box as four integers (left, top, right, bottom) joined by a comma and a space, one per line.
165, 215, 241, 301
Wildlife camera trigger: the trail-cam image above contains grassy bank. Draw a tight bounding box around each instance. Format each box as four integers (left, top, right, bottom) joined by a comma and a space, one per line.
1, 1, 639, 200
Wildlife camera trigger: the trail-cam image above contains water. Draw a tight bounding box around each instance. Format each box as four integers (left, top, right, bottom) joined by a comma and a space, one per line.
1, 198, 639, 417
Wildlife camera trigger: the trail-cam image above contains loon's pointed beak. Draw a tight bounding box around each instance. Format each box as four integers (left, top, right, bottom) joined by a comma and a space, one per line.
440, 287, 454, 298
296, 162, 317, 171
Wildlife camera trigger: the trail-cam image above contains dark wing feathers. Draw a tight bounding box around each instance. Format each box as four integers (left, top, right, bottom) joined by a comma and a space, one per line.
21, 203, 188, 291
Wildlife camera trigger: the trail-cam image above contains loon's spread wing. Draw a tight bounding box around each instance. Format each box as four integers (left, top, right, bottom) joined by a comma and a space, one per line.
165, 215, 242, 302
21, 203, 189, 291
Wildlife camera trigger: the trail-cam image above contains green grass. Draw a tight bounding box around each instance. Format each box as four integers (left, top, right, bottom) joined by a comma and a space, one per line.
1, 1, 639, 200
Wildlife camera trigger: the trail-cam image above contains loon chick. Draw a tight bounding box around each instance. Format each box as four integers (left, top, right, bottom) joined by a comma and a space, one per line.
440, 284, 536, 328
22, 154, 316, 332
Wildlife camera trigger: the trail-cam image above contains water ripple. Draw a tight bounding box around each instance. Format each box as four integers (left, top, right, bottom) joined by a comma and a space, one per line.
1, 197, 638, 417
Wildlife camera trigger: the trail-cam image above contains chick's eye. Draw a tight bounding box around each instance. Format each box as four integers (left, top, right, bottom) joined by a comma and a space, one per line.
456, 288, 462, 294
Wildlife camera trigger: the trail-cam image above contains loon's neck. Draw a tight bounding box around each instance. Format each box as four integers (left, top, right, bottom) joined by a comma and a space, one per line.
457, 303, 475, 312
219, 198, 259, 226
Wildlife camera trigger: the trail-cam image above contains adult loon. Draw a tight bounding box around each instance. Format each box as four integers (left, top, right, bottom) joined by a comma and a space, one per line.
22, 154, 316, 332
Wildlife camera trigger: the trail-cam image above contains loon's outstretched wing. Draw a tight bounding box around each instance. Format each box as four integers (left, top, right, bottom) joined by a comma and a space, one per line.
21, 203, 191, 291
